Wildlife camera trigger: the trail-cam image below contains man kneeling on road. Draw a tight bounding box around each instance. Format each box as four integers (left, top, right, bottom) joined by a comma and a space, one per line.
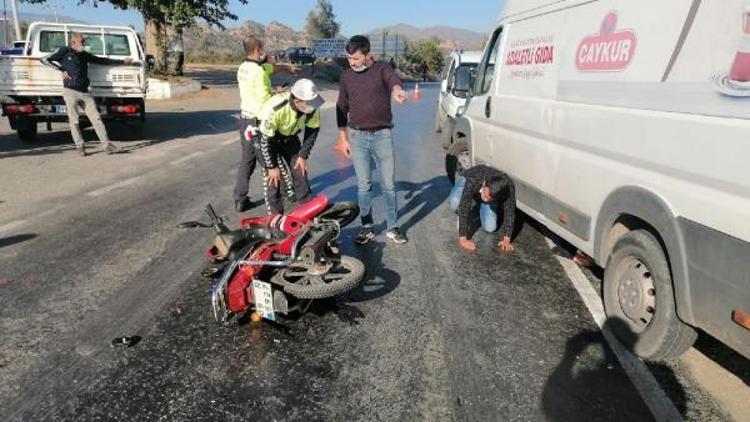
450, 165, 517, 252
256, 79, 323, 215
42, 32, 132, 157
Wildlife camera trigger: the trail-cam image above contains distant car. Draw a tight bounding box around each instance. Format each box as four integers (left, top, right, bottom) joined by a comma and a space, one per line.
266, 49, 286, 62
285, 47, 315, 64
435, 50, 482, 149
1, 41, 26, 56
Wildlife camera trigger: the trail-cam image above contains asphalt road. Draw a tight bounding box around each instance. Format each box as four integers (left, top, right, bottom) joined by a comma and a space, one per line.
0, 76, 745, 421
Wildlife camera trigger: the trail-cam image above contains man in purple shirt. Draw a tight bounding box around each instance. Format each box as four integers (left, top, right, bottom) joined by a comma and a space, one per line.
337, 35, 409, 244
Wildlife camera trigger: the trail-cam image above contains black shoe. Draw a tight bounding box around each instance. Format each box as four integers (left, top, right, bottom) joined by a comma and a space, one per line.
104, 143, 122, 155
385, 227, 408, 244
354, 225, 375, 245
235, 197, 252, 212
76, 145, 86, 157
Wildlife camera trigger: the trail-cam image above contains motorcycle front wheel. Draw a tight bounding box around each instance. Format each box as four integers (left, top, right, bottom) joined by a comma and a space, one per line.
273, 255, 365, 299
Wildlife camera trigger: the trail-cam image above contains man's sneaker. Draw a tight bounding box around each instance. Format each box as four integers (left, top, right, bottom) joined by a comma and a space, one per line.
76, 145, 86, 157
104, 143, 122, 155
235, 197, 252, 212
385, 227, 408, 244
354, 225, 375, 245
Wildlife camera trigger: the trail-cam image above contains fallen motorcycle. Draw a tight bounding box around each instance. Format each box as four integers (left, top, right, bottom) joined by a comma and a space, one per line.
180, 195, 364, 323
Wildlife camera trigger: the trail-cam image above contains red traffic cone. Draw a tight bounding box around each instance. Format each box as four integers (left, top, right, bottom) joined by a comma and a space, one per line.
412, 83, 422, 102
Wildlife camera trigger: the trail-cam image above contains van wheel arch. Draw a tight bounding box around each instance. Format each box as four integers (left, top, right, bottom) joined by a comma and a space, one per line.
595, 186, 695, 325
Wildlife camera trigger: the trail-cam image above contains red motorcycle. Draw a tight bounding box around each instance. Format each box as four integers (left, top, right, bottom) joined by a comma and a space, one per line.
182, 196, 364, 323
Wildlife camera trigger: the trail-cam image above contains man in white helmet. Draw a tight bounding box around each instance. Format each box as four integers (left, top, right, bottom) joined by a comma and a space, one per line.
256, 78, 324, 215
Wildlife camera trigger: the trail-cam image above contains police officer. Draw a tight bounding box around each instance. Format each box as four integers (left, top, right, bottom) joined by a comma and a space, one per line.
256, 79, 324, 215
233, 36, 295, 212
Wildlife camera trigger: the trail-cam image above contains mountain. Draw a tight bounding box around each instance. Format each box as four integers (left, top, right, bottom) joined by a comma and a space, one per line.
183, 20, 306, 60
367, 24, 486, 51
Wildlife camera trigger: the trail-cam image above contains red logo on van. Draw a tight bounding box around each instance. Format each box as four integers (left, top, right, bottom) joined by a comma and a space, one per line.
576, 12, 637, 71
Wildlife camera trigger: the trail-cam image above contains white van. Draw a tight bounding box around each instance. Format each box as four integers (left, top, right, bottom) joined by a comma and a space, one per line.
435, 50, 482, 148
448, 0, 750, 360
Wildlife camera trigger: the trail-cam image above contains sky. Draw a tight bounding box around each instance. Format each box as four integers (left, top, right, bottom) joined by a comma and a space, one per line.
16, 0, 505, 35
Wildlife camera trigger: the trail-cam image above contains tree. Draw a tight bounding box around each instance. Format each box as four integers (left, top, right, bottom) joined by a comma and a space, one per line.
305, 0, 339, 41
21, 0, 246, 74
21, 0, 242, 28
402, 37, 445, 80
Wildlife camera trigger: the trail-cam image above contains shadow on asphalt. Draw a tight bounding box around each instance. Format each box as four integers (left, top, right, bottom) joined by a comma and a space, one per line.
309, 164, 355, 194
0, 234, 37, 249
184, 68, 238, 87
344, 240, 401, 304
0, 110, 238, 158
543, 318, 685, 421
398, 176, 451, 234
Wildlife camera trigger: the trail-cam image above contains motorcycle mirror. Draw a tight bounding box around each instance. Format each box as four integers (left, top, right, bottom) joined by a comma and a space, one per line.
177, 221, 211, 229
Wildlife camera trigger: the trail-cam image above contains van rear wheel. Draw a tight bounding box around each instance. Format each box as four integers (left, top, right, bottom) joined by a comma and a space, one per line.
603, 230, 697, 360
445, 140, 469, 185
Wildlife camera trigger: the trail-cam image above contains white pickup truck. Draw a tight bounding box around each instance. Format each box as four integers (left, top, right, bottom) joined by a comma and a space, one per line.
0, 22, 149, 142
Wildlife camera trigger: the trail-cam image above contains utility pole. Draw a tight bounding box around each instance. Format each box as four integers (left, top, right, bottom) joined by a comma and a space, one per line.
9, 0, 19, 41
382, 30, 388, 60
3, 0, 8, 47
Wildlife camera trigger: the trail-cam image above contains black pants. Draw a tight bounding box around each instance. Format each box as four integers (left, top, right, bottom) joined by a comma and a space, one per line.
255, 135, 312, 215
233, 118, 258, 202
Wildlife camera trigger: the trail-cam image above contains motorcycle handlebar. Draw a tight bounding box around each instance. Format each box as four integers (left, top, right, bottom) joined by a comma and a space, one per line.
205, 204, 229, 234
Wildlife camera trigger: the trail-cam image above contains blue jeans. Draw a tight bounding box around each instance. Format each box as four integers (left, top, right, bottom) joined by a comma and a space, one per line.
350, 128, 398, 229
449, 177, 498, 233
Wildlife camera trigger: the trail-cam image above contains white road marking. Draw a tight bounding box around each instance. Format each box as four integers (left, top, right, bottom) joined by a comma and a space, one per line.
170, 152, 204, 166
87, 177, 141, 197
545, 238, 684, 422
0, 220, 26, 236
221, 137, 237, 146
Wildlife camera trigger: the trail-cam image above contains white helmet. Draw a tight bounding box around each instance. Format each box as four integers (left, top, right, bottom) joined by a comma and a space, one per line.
290, 78, 324, 109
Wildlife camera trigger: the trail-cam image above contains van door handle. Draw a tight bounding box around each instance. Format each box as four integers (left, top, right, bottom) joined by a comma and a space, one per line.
485, 97, 492, 118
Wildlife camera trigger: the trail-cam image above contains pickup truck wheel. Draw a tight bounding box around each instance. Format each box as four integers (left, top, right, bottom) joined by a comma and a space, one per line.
16, 119, 38, 143
603, 230, 697, 360
138, 99, 146, 122
445, 140, 469, 185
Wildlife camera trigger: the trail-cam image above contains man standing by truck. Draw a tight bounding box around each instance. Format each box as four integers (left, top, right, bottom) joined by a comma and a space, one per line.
42, 32, 132, 157
233, 35, 296, 212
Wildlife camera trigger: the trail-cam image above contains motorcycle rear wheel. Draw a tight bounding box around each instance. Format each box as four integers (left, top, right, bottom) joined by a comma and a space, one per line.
273, 255, 365, 299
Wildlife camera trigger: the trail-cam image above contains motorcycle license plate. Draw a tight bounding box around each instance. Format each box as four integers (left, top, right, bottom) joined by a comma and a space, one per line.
252, 279, 276, 321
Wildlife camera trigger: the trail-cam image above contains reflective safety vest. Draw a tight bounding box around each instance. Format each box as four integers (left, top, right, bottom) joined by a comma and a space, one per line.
259, 93, 321, 138
238, 59, 274, 119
